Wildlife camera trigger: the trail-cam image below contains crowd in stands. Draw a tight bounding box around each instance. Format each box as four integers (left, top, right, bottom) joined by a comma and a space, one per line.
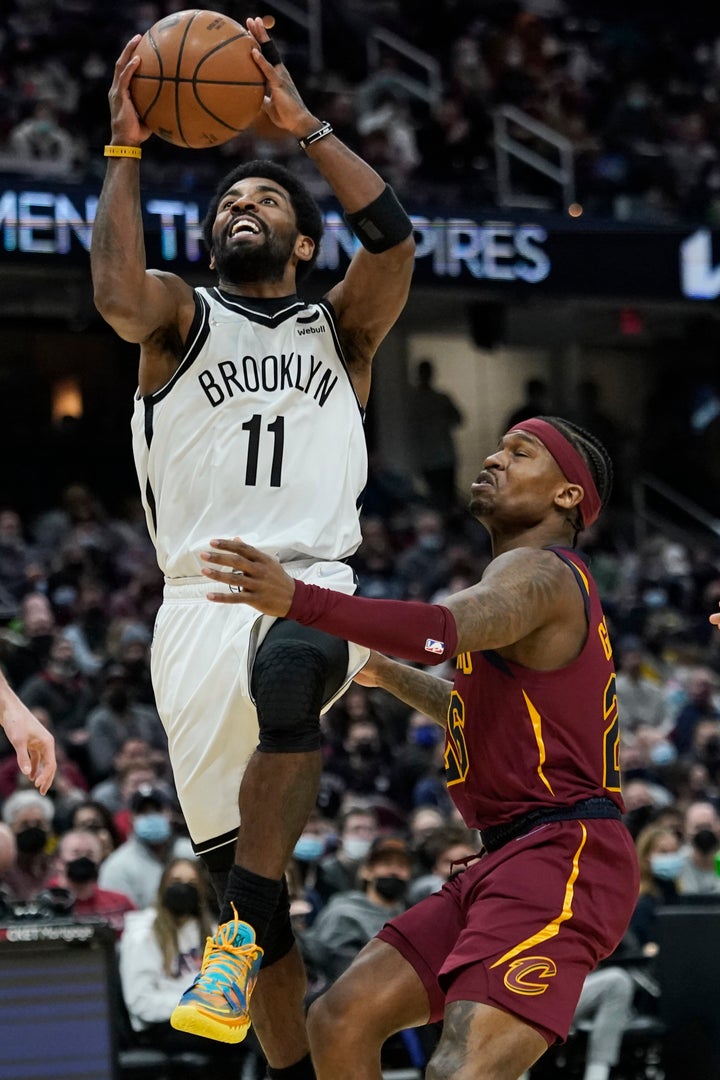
4, 4, 720, 1071
4, 0, 720, 222
1, 457, 720, 1071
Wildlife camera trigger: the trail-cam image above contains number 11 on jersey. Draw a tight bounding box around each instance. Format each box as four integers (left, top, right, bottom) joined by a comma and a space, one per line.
243, 414, 285, 487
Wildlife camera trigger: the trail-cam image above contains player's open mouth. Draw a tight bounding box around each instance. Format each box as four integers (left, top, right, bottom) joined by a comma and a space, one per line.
473, 472, 495, 489
230, 217, 262, 237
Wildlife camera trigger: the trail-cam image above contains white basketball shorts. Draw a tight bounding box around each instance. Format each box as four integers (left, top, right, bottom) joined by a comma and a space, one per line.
150, 559, 369, 852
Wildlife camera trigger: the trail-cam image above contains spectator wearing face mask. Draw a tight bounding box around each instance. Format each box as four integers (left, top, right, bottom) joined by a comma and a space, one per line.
98, 784, 190, 909
90, 737, 168, 817
84, 664, 167, 783
395, 508, 452, 602
62, 580, 111, 678
315, 805, 380, 905
687, 717, 720, 788
17, 632, 96, 742
47, 828, 135, 935
629, 823, 684, 952
110, 622, 156, 707
288, 809, 335, 922
323, 717, 395, 804
300, 835, 413, 989
390, 711, 444, 814
69, 798, 122, 861
0, 789, 56, 900
119, 858, 243, 1077
111, 766, 169, 843
1, 590, 56, 690
678, 799, 720, 895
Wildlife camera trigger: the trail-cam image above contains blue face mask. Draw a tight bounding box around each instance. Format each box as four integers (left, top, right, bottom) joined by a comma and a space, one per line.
134, 813, 172, 844
650, 741, 677, 766
412, 725, 440, 749
294, 836, 325, 863
650, 851, 684, 881
342, 836, 372, 861
418, 534, 443, 552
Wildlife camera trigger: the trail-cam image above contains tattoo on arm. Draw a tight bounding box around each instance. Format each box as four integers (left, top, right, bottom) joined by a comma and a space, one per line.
377, 661, 452, 727
449, 553, 564, 653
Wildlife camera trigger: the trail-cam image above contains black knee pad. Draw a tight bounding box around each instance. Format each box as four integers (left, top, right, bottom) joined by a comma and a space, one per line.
252, 640, 328, 753
261, 875, 295, 966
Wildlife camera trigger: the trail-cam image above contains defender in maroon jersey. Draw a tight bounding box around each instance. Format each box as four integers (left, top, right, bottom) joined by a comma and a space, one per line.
199, 416, 640, 1080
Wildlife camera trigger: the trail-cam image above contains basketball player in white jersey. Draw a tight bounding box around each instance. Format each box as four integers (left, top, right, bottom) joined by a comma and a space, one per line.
90, 16, 415, 1080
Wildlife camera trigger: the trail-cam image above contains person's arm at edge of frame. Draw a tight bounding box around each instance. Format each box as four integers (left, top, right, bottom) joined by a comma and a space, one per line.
90, 35, 193, 350
354, 650, 453, 728
0, 669, 56, 795
247, 17, 416, 406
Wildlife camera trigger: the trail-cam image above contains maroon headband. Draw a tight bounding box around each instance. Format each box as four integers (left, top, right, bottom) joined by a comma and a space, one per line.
507, 417, 602, 528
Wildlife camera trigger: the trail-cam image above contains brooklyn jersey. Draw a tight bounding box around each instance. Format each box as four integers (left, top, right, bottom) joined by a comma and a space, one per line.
447, 547, 624, 832
131, 288, 367, 578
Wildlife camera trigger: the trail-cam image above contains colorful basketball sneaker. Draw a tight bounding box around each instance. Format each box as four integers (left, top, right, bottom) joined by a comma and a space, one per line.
170, 906, 263, 1043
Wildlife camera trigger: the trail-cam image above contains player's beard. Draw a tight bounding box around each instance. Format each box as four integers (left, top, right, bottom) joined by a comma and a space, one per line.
214, 229, 297, 284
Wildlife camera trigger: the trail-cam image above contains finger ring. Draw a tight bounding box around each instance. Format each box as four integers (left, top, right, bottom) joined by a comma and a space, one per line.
229, 569, 243, 594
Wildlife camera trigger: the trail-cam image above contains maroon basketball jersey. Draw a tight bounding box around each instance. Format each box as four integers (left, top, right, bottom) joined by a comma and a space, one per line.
447, 546, 623, 832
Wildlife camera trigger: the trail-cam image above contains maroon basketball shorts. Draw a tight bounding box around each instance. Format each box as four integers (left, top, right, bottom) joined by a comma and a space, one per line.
378, 817, 639, 1045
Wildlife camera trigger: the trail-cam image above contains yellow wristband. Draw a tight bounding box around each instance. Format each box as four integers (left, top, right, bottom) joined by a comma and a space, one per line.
104, 144, 142, 159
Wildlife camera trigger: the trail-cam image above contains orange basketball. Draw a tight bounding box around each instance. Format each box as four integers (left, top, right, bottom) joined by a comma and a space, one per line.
130, 9, 266, 149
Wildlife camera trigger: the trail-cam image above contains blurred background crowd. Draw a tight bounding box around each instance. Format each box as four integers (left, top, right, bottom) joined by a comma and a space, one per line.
2, 0, 720, 222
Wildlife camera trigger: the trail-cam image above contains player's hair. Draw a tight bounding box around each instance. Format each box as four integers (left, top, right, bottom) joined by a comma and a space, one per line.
537, 416, 613, 538
202, 160, 324, 281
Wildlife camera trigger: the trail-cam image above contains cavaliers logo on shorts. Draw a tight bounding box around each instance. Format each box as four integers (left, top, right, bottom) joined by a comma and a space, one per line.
502, 955, 558, 996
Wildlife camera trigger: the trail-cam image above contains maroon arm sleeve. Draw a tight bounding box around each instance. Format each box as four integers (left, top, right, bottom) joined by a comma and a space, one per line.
287, 581, 458, 664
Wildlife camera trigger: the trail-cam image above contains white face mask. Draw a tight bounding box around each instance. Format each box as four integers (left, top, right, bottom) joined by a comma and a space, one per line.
343, 836, 372, 861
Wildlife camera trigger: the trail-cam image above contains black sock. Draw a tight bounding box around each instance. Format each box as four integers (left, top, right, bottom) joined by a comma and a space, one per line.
219, 864, 283, 944
267, 1053, 315, 1080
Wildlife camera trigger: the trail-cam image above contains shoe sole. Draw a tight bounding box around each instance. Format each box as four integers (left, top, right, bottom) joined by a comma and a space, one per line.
170, 1004, 250, 1044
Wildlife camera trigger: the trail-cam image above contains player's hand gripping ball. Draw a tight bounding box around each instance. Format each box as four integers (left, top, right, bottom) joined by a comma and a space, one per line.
130, 9, 265, 148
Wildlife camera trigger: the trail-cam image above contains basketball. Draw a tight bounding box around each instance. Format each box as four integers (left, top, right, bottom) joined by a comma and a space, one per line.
130, 9, 266, 149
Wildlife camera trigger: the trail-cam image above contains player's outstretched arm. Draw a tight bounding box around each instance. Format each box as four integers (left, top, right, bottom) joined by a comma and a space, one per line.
710, 608, 720, 629
201, 537, 458, 665
246, 15, 395, 214
246, 17, 415, 402
91, 36, 192, 346
201, 540, 574, 666
0, 672, 56, 795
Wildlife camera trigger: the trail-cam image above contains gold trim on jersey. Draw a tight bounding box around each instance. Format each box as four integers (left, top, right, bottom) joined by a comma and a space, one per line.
573, 562, 590, 594
490, 822, 588, 969
522, 690, 555, 796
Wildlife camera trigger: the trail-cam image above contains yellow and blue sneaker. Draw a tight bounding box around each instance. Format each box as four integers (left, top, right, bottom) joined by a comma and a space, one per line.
170, 906, 263, 1044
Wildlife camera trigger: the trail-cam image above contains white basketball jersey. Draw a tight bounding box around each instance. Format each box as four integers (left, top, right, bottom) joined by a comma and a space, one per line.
131, 288, 367, 578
